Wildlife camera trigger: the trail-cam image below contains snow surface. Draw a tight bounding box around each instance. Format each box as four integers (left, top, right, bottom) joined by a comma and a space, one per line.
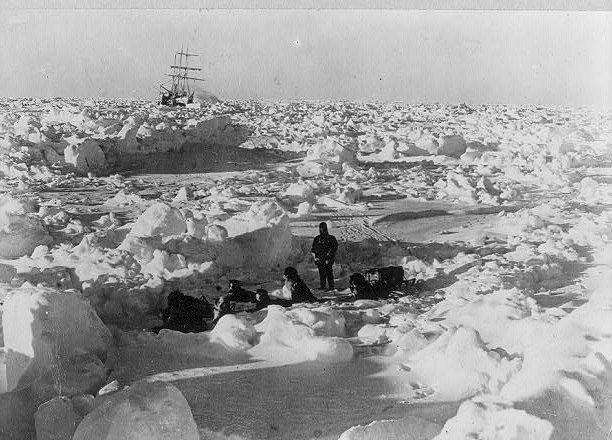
1, 98, 611, 439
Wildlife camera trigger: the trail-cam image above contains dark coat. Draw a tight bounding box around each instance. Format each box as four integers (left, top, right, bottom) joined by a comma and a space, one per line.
311, 233, 338, 263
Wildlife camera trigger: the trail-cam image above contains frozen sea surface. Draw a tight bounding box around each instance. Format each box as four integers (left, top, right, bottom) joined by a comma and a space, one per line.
156, 358, 457, 440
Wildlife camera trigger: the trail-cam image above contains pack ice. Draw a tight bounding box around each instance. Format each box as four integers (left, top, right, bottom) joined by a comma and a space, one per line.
0, 98, 611, 440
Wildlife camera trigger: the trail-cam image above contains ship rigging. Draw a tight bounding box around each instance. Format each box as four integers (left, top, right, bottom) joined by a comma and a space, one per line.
159, 49, 205, 106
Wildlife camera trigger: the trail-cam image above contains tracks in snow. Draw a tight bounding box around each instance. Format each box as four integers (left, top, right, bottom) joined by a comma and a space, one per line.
329, 212, 400, 243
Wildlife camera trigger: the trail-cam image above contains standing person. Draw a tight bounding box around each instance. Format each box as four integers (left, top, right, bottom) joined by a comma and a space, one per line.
311, 222, 338, 290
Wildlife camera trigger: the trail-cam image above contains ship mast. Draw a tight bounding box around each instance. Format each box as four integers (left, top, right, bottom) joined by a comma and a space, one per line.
160, 48, 205, 106
168, 48, 204, 95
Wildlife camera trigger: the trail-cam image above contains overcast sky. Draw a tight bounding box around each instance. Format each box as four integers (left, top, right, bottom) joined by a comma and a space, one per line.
1, 9, 610, 106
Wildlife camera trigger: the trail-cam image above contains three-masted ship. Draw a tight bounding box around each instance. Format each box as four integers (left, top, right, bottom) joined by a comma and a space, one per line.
159, 49, 205, 107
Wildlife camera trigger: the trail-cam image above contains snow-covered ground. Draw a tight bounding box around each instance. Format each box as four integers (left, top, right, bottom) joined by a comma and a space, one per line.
0, 98, 611, 439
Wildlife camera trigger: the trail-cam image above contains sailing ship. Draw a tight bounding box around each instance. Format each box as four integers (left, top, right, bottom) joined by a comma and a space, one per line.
159, 49, 205, 106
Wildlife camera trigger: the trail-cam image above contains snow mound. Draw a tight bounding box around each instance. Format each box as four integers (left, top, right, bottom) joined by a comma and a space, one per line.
404, 326, 520, 401
215, 201, 293, 269
401, 257, 439, 281
184, 211, 208, 239
430, 288, 551, 355
495, 209, 549, 235
566, 213, 611, 247
293, 201, 313, 218
188, 115, 247, 147
305, 138, 357, 169
436, 135, 467, 158
433, 397, 553, 440
40, 107, 89, 126
64, 139, 109, 175
0, 196, 52, 258
392, 328, 429, 355
252, 306, 353, 363
218, 200, 288, 237
361, 137, 431, 162
173, 186, 192, 203
72, 380, 198, 440
414, 133, 439, 155
46, 233, 143, 283
296, 161, 328, 177
287, 307, 347, 337
114, 116, 141, 153
117, 200, 292, 279
358, 134, 384, 154
210, 315, 258, 351
130, 202, 187, 238
284, 181, 315, 201
114, 115, 246, 159
335, 183, 363, 204
102, 190, 146, 207
2, 286, 112, 393
356, 324, 389, 344
499, 278, 612, 438
398, 141, 430, 157
376, 139, 400, 161
434, 172, 478, 204
578, 177, 611, 205
207, 224, 229, 242
140, 249, 188, 277
434, 171, 501, 205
